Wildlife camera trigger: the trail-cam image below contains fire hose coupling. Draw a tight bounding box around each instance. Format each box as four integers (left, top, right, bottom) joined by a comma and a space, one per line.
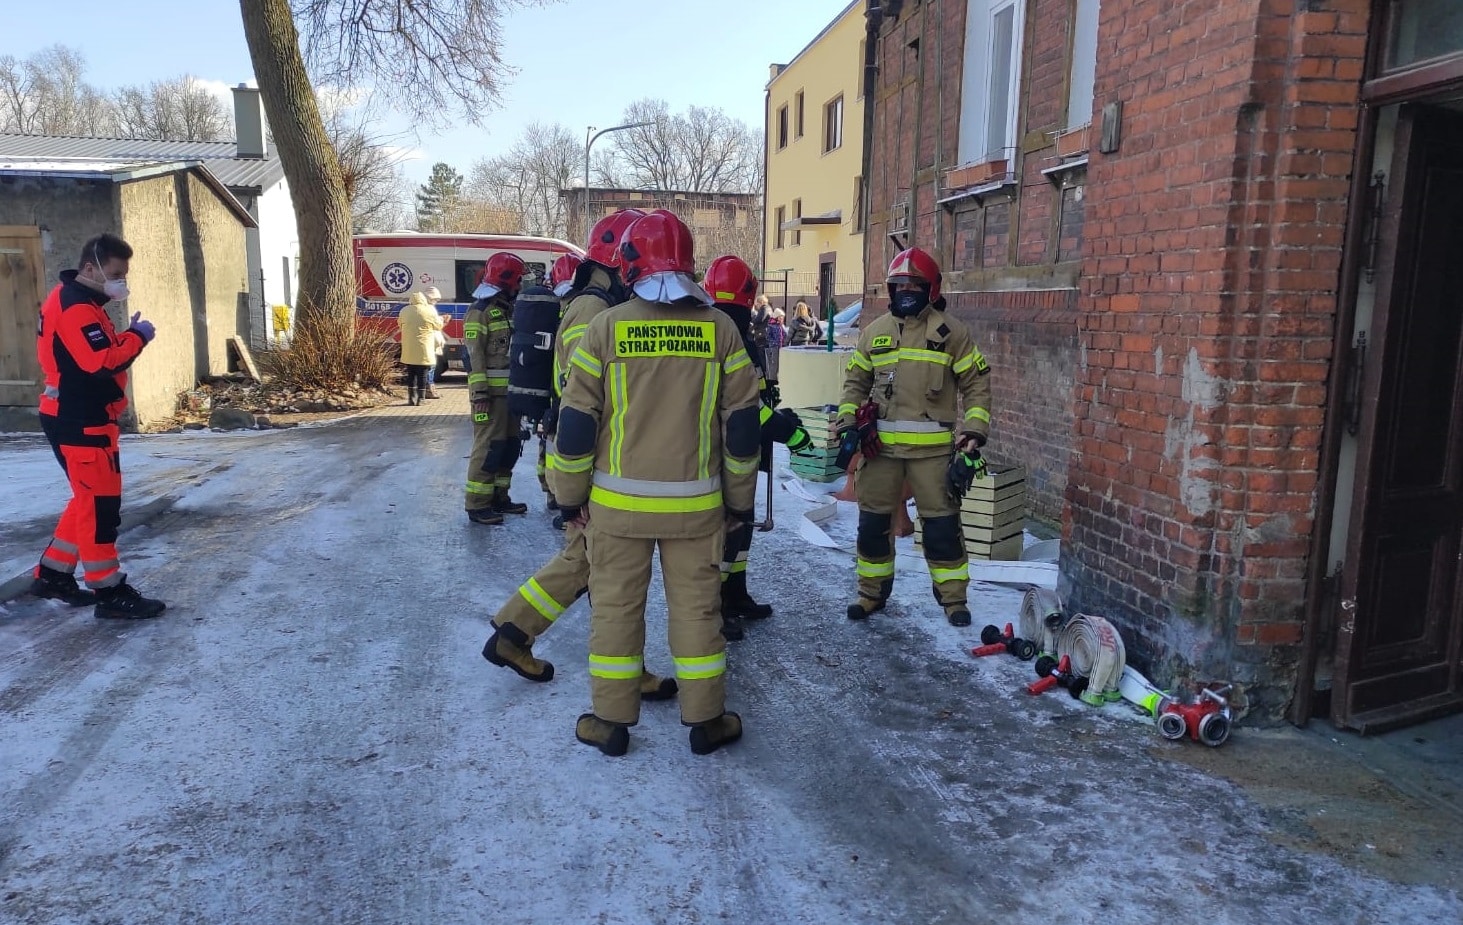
1158, 684, 1234, 747
970, 623, 1037, 661
1026, 654, 1089, 700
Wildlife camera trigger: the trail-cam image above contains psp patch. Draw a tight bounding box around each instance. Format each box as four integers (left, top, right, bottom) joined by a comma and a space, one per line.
81, 323, 111, 351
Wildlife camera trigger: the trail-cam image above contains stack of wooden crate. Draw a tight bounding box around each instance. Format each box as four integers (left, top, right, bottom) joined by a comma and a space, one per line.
913, 464, 1026, 560
788, 406, 844, 482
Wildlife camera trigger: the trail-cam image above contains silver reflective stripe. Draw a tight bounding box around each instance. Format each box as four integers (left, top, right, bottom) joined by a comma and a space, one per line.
592, 472, 722, 497
876, 420, 947, 433
486, 368, 511, 377
519, 293, 559, 303
43, 385, 60, 400
508, 386, 552, 397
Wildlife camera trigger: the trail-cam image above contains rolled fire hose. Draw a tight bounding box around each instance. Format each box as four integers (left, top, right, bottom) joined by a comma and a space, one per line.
1117, 665, 1172, 718
1056, 613, 1127, 707
1018, 587, 1066, 658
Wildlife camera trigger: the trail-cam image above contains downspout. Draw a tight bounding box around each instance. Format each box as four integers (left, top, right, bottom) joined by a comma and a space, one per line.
762, 76, 771, 278
861, 2, 883, 310
932, 0, 944, 260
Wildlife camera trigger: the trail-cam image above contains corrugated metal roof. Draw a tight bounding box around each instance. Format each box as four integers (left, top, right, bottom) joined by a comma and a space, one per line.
0, 157, 259, 228
0, 133, 285, 191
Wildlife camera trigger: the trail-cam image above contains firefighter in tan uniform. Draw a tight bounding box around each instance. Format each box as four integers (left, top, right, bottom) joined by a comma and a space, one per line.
840, 247, 993, 626
557, 210, 762, 756
464, 253, 527, 525
480, 210, 677, 701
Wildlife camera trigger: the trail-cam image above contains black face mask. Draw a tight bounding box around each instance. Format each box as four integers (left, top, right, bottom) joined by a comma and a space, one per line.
891, 289, 929, 317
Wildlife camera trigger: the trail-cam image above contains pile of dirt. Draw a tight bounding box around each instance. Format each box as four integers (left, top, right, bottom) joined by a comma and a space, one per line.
159, 374, 399, 432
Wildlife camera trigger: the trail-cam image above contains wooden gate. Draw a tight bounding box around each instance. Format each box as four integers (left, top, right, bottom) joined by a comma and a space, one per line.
0, 225, 45, 408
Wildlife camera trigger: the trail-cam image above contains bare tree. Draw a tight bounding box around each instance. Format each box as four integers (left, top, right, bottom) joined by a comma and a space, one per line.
467, 122, 580, 239
320, 94, 414, 232
239, 0, 549, 328
605, 98, 762, 193
0, 46, 115, 135
114, 76, 233, 141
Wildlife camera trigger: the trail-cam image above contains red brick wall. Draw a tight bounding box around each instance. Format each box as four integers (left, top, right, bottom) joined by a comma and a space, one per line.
1064, 0, 1368, 720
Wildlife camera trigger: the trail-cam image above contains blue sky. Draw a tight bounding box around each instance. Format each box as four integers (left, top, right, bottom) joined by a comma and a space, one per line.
3, 0, 855, 184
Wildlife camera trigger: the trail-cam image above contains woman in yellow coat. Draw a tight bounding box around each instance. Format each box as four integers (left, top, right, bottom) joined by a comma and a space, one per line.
397, 291, 444, 405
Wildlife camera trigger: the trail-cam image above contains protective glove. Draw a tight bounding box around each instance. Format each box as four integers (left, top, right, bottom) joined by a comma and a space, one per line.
834, 426, 861, 470
788, 426, 815, 456
128, 312, 156, 344
946, 447, 988, 500
471, 399, 491, 423
518, 419, 533, 442
764, 382, 782, 409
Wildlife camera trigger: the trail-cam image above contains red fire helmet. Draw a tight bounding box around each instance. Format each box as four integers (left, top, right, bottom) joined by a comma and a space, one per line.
886, 247, 942, 302
473, 252, 527, 300
549, 253, 583, 297
703, 255, 759, 309
585, 208, 647, 269
619, 210, 710, 305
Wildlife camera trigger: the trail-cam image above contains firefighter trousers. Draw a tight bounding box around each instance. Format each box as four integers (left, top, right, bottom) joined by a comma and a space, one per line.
721, 520, 753, 581
38, 419, 125, 589
855, 453, 969, 610
493, 522, 589, 640
464, 397, 519, 511
586, 526, 726, 726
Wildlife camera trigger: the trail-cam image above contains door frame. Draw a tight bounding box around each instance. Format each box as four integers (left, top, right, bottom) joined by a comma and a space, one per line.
1293, 14, 1463, 724
0, 224, 46, 409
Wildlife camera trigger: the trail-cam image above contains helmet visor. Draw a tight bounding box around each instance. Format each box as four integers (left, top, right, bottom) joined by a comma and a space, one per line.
632, 271, 712, 306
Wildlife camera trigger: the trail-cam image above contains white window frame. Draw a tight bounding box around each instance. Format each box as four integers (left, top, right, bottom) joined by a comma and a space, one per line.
958, 0, 1027, 164
1067, 0, 1101, 130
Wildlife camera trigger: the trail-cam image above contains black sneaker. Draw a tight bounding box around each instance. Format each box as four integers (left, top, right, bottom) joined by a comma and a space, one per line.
95, 582, 166, 620
30, 567, 97, 607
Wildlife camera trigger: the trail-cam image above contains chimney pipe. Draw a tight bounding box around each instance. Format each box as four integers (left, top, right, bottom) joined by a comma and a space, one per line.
232, 84, 267, 159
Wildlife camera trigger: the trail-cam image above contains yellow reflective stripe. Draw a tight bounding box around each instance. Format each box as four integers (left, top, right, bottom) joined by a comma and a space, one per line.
590, 485, 724, 514
965, 406, 991, 423
848, 351, 873, 371
468, 372, 488, 385
464, 322, 483, 337
857, 559, 896, 578
519, 578, 566, 621
953, 350, 978, 374
759, 404, 773, 425
930, 564, 970, 583
838, 402, 858, 416
901, 348, 952, 366
674, 653, 727, 680
720, 560, 748, 575
487, 376, 509, 387
724, 455, 758, 476
589, 654, 643, 680
724, 349, 752, 374
552, 454, 594, 474
608, 363, 628, 476
466, 480, 495, 495
561, 323, 589, 346
571, 347, 603, 378
878, 430, 953, 446
696, 362, 718, 480
488, 321, 509, 332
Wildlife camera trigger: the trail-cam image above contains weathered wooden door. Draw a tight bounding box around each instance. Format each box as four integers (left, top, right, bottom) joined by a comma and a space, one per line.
1333, 105, 1463, 731
0, 225, 45, 408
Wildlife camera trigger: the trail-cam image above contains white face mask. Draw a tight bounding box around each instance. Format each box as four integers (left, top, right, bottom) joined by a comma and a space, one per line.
102, 278, 130, 302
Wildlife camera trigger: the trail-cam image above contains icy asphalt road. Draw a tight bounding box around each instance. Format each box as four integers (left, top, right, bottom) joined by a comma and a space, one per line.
1, 396, 1459, 925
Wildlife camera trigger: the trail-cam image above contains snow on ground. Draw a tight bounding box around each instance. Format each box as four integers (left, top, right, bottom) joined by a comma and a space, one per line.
0, 404, 1458, 924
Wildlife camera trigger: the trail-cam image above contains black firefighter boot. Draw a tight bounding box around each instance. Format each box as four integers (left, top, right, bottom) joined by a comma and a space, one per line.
639, 671, 679, 701
492, 488, 529, 516
482, 622, 554, 682
943, 602, 973, 627
94, 579, 167, 620
30, 565, 97, 606
688, 712, 743, 755
721, 571, 773, 621
846, 597, 887, 621
576, 714, 630, 757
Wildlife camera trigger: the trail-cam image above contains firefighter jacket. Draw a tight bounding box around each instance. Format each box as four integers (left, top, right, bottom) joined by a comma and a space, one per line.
41, 270, 145, 435
716, 301, 808, 467
839, 301, 992, 459
553, 266, 618, 399
556, 297, 762, 540
397, 292, 444, 367
465, 294, 513, 402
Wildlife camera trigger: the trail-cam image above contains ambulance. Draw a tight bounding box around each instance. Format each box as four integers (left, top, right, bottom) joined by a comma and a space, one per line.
354, 233, 585, 377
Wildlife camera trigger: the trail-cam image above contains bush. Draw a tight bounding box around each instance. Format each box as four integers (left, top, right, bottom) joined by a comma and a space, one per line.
267, 320, 398, 394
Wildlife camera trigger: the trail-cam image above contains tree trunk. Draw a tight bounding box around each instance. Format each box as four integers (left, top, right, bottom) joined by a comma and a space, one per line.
238, 0, 355, 330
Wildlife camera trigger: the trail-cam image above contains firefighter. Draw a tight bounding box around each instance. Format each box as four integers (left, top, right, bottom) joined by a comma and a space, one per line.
464, 253, 526, 525
839, 247, 992, 627
508, 265, 564, 510
533, 252, 584, 516
554, 210, 761, 757
703, 254, 814, 641
480, 211, 677, 703
30, 233, 166, 619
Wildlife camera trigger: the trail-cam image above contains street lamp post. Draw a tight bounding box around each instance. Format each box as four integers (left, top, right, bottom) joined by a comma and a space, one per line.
582, 121, 655, 241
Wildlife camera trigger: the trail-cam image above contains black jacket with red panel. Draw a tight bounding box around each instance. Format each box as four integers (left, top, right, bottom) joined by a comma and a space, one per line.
41, 270, 145, 434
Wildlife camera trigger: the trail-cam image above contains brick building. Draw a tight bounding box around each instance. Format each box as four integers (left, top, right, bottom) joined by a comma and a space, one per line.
863, 0, 1463, 728
560, 186, 760, 270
